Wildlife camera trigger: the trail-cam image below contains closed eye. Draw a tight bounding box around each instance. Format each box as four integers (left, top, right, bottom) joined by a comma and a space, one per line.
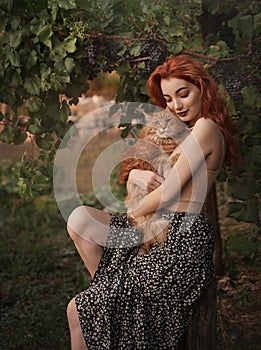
163, 96, 171, 103
179, 92, 189, 98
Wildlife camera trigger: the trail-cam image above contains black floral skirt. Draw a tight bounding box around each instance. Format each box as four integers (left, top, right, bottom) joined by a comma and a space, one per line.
75, 209, 214, 350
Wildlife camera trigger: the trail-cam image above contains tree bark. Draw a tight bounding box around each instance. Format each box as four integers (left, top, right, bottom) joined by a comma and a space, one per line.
206, 183, 224, 276
184, 281, 217, 350
182, 184, 222, 349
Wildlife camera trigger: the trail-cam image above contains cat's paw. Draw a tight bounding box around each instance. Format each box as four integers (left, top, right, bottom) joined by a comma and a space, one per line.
170, 152, 180, 163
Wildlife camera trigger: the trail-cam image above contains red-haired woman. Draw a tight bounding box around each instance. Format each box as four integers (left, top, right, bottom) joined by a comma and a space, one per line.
66, 55, 239, 349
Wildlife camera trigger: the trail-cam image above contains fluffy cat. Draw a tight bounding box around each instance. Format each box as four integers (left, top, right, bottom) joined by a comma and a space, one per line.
119, 109, 190, 253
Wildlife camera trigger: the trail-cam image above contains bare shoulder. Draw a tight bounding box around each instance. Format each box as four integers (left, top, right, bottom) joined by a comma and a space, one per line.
193, 117, 219, 131
189, 118, 224, 159
192, 117, 223, 141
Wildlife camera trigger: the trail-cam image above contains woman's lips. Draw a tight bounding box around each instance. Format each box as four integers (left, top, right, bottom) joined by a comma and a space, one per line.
177, 111, 188, 117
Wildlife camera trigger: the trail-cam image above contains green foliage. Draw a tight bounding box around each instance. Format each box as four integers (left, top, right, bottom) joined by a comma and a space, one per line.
0, 186, 88, 349
0, 159, 19, 215
12, 151, 54, 200
0, 0, 260, 226
200, 0, 260, 226
0, 0, 87, 147
223, 225, 261, 270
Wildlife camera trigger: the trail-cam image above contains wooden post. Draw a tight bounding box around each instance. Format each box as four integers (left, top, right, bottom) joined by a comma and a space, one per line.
182, 184, 221, 349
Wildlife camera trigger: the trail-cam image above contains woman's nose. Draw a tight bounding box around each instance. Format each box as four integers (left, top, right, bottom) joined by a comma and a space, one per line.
173, 98, 183, 111
168, 99, 182, 112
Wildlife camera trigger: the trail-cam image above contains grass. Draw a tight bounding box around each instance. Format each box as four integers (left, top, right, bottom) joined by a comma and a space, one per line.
0, 197, 90, 350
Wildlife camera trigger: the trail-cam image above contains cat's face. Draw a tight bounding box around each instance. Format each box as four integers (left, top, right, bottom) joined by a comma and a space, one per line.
144, 110, 188, 142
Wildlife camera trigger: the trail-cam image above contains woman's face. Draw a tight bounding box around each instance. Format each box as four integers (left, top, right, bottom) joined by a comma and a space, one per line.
160, 78, 202, 126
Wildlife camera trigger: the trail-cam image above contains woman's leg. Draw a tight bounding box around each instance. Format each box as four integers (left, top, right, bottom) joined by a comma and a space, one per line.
67, 297, 87, 350
67, 205, 111, 278
67, 206, 111, 349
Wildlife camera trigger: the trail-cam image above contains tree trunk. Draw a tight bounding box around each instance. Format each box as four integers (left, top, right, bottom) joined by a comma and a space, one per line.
206, 183, 224, 277
184, 281, 217, 350
182, 184, 222, 349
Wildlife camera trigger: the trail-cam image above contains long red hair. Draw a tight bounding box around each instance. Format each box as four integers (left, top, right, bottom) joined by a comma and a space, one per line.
147, 54, 239, 167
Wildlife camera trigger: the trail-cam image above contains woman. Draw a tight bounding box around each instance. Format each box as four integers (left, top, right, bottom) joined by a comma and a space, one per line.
66, 55, 238, 349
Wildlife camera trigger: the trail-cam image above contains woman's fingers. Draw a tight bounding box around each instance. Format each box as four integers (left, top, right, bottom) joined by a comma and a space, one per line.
147, 174, 163, 192
128, 169, 163, 192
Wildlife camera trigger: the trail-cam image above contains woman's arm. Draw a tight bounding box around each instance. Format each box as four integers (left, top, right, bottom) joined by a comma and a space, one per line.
129, 118, 220, 218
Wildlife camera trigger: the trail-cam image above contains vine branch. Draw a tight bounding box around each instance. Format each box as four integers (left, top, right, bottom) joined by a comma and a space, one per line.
86, 33, 254, 64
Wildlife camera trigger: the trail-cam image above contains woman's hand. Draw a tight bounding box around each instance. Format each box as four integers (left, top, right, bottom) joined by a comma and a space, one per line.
128, 169, 164, 193
127, 208, 139, 226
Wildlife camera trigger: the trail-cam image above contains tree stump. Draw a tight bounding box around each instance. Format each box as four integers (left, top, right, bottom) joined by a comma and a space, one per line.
182, 184, 221, 349
184, 281, 218, 350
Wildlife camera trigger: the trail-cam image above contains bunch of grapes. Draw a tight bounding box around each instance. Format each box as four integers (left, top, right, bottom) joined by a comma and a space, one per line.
102, 40, 122, 73
117, 36, 167, 75
211, 63, 245, 102
80, 38, 101, 79
118, 50, 134, 64
139, 37, 167, 74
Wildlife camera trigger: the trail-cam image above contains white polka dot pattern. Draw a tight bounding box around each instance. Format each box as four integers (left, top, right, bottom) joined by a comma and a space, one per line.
75, 210, 214, 349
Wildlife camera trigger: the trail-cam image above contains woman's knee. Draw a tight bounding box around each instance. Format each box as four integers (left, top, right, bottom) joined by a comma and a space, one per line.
67, 206, 91, 241
67, 205, 111, 246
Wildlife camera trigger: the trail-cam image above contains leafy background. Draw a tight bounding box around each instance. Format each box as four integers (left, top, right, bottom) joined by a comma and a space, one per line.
0, 0, 260, 349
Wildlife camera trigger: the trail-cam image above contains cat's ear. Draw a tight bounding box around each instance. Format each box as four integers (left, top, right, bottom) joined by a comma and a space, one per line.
143, 111, 151, 126
143, 111, 151, 119
142, 111, 151, 126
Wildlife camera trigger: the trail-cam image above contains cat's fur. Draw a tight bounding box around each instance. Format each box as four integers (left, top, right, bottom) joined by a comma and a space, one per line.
119, 109, 190, 254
